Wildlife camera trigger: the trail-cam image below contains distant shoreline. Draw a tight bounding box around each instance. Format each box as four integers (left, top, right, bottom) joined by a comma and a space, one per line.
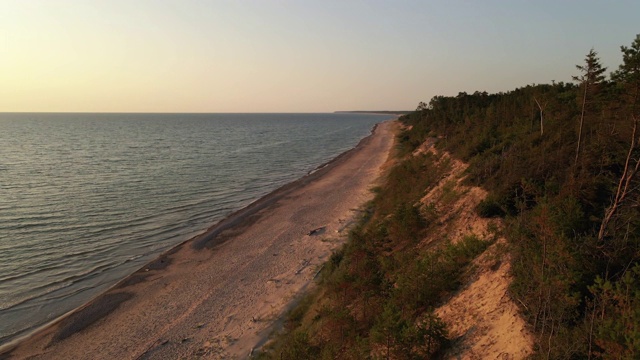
335, 110, 411, 115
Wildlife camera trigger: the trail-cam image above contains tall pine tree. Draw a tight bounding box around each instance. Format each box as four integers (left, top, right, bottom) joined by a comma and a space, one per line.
573, 49, 607, 165
612, 34, 640, 117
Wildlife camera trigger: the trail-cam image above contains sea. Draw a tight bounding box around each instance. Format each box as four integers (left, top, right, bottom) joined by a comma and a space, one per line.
0, 112, 393, 346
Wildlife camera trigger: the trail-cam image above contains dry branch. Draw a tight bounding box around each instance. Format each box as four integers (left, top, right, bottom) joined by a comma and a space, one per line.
598, 115, 640, 242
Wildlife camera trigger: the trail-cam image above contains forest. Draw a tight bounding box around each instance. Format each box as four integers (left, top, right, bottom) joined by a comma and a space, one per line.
258, 34, 640, 359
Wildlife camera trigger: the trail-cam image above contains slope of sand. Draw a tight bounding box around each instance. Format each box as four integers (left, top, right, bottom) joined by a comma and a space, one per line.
1, 121, 396, 360
415, 140, 533, 359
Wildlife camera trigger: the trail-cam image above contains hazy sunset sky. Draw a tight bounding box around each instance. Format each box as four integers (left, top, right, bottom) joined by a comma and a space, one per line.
2, 0, 639, 113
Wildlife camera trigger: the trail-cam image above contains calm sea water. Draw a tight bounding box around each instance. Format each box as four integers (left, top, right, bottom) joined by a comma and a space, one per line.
0, 112, 392, 345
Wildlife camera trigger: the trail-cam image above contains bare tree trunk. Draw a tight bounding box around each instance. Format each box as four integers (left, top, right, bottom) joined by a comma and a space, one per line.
534, 97, 546, 136
588, 300, 597, 360
575, 83, 588, 165
598, 116, 640, 242
547, 318, 555, 360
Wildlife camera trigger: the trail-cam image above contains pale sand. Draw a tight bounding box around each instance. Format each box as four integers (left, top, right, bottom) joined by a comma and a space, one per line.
1, 121, 396, 360
415, 141, 533, 359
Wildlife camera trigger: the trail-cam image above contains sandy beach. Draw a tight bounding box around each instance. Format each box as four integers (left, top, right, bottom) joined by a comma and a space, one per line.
1, 120, 395, 360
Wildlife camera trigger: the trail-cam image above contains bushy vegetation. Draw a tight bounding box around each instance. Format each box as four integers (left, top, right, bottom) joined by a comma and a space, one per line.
400, 34, 640, 358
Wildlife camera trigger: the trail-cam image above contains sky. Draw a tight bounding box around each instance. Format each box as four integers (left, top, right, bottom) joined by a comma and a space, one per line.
1, 1, 639, 113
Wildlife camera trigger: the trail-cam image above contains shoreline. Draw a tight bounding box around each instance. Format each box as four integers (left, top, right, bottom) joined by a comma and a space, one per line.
1, 119, 396, 359
190, 122, 381, 251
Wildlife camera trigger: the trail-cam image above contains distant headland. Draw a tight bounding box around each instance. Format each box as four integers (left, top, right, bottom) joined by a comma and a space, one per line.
334, 110, 411, 115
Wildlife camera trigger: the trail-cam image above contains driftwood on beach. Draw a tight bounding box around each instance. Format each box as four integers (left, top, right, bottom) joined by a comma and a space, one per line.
307, 226, 325, 236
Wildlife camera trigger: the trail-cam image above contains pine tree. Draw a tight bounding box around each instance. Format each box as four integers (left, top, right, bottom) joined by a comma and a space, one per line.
573, 49, 607, 165
612, 34, 640, 116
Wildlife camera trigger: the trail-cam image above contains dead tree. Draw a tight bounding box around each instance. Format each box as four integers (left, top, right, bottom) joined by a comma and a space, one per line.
598, 115, 640, 242
534, 97, 547, 136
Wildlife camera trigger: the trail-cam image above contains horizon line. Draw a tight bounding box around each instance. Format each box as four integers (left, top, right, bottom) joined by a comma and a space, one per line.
0, 110, 410, 114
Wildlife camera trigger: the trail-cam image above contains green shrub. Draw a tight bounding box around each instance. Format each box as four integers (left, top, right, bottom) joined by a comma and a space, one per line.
476, 197, 506, 218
